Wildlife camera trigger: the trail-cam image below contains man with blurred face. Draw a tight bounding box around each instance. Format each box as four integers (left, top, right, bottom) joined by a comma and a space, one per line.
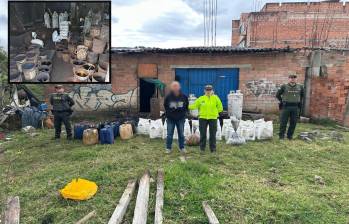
276, 74, 304, 140
164, 81, 189, 154
189, 85, 223, 153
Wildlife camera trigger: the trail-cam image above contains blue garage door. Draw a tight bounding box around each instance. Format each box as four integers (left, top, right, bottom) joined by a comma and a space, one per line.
175, 68, 239, 109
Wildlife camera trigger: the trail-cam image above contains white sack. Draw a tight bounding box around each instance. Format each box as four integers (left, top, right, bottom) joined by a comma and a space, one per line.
226, 129, 246, 145
149, 119, 163, 139
237, 120, 256, 141
137, 118, 150, 135
222, 119, 233, 140
254, 119, 273, 140
184, 119, 192, 139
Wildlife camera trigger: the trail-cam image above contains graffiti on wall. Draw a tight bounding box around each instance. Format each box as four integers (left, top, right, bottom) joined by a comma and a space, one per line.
245, 79, 281, 97
68, 84, 137, 111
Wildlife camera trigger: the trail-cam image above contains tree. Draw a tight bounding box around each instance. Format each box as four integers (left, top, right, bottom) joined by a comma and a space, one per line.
0, 48, 8, 109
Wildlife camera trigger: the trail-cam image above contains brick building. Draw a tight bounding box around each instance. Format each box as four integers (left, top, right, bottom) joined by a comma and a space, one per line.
232, 0, 349, 48
45, 47, 349, 127
43, 0, 349, 127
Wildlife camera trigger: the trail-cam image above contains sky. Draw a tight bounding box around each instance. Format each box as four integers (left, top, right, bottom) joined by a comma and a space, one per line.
0, 0, 342, 49
0, 0, 7, 49
111, 0, 322, 48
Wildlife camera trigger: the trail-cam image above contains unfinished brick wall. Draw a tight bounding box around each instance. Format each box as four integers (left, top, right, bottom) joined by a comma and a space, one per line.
309, 51, 349, 126
261, 1, 348, 13
113, 51, 307, 113
232, 1, 349, 48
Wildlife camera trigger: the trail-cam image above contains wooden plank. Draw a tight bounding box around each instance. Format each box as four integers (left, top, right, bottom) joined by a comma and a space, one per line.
154, 169, 164, 224
202, 201, 220, 224
75, 210, 96, 224
108, 180, 137, 224
132, 170, 150, 224
4, 196, 20, 224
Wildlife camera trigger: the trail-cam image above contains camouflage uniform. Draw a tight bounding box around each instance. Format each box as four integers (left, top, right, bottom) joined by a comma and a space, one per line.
50, 92, 75, 139
276, 83, 304, 139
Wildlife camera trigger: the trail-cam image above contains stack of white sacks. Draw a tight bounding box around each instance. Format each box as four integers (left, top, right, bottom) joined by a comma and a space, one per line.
136, 117, 273, 143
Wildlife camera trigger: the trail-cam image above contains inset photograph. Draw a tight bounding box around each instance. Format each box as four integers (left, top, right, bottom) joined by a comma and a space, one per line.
8, 1, 111, 83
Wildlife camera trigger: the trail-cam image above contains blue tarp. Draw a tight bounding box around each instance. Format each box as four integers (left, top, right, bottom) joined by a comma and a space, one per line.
21, 107, 47, 128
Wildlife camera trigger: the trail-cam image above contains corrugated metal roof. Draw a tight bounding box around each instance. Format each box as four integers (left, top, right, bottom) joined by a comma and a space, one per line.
111, 46, 296, 54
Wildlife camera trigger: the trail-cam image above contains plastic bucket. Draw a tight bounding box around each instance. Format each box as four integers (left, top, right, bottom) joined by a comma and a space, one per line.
68, 44, 76, 54
62, 50, 70, 63
87, 51, 98, 64
76, 45, 88, 60
91, 72, 106, 82
22, 62, 38, 80
35, 72, 50, 82
100, 24, 109, 42
90, 26, 101, 38
72, 60, 85, 71
84, 36, 93, 50
56, 48, 64, 58
41, 60, 52, 71
39, 52, 47, 60
82, 63, 96, 76
74, 68, 89, 82
14, 54, 26, 72
39, 66, 50, 73
92, 38, 106, 54
98, 53, 109, 69
26, 52, 38, 63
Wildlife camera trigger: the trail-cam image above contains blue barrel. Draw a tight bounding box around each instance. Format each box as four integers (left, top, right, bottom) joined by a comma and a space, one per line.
110, 122, 120, 138
74, 124, 87, 139
100, 125, 114, 144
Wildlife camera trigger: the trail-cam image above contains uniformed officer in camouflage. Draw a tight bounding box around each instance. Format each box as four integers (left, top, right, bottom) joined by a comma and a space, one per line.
276, 74, 304, 140
50, 85, 75, 139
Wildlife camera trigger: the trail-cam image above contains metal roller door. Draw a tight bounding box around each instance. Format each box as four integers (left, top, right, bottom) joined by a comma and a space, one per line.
175, 68, 239, 108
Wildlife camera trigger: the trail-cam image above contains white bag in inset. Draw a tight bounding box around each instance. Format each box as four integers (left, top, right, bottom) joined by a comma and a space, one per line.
52, 11, 59, 29
137, 118, 150, 135
44, 12, 51, 28
149, 119, 163, 139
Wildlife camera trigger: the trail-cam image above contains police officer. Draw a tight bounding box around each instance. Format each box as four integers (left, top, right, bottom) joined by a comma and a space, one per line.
276, 74, 304, 140
189, 85, 223, 153
50, 85, 75, 140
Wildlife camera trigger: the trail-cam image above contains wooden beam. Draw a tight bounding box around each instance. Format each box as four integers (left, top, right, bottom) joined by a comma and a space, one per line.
154, 169, 164, 224
132, 170, 150, 224
4, 196, 20, 224
202, 201, 220, 224
75, 210, 96, 224
108, 180, 137, 224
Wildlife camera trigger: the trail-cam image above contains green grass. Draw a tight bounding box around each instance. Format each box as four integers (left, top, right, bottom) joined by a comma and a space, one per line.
0, 123, 349, 223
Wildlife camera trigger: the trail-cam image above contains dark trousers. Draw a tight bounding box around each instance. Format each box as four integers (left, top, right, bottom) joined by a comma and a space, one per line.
199, 119, 217, 152
54, 112, 72, 139
166, 118, 185, 150
279, 106, 299, 139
